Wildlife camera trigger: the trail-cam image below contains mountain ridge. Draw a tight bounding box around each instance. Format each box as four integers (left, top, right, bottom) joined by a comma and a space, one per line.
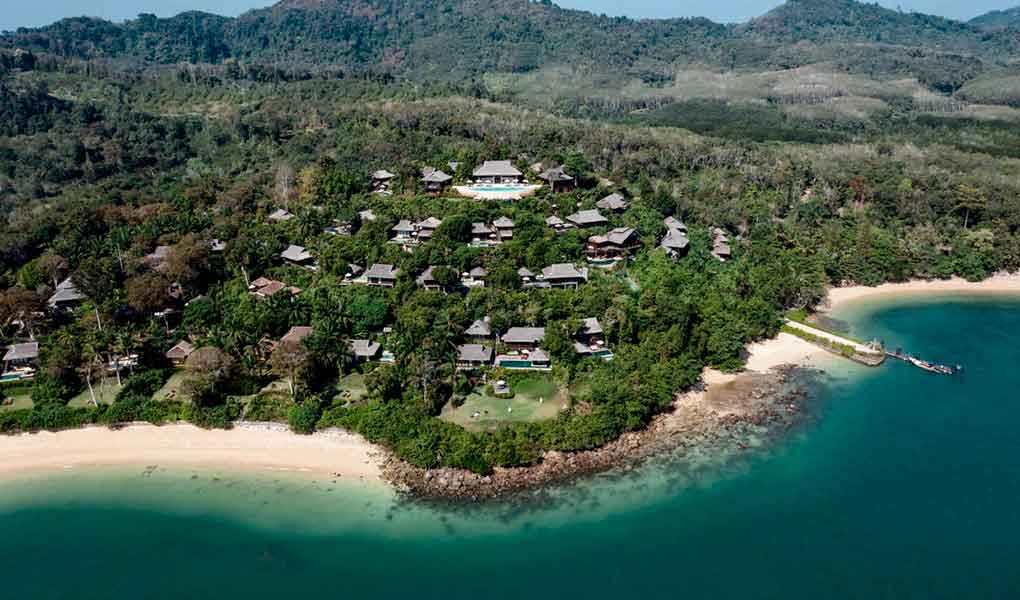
1, 0, 1017, 93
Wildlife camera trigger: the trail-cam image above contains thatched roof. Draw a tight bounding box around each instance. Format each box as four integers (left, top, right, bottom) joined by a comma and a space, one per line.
473, 160, 522, 178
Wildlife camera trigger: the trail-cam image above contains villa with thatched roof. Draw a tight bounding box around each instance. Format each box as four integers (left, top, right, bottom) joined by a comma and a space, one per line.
596, 193, 629, 212
587, 227, 641, 260
538, 165, 575, 193
268, 208, 294, 222
280, 245, 317, 270
365, 264, 400, 287
48, 277, 86, 311
712, 228, 732, 261
165, 340, 196, 366
566, 209, 609, 228
422, 169, 453, 193
541, 263, 589, 288
372, 169, 396, 194
456, 344, 494, 369
472, 160, 524, 184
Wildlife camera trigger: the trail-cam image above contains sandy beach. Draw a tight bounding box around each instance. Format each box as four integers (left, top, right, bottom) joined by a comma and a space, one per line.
0, 423, 384, 481
825, 273, 1020, 312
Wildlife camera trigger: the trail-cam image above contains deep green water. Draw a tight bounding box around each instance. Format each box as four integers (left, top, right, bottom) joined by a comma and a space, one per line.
2, 295, 1020, 599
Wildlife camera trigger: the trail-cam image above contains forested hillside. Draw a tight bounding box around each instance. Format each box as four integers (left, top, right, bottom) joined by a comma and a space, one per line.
970, 6, 1020, 31
1, 2, 1019, 471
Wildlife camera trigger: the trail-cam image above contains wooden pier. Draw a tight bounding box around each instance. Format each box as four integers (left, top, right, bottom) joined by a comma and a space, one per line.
885, 350, 960, 375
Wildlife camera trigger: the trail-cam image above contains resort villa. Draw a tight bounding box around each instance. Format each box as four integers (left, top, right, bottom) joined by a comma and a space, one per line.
165, 340, 196, 366
422, 169, 453, 193
712, 228, 733, 261
566, 209, 609, 229
541, 263, 590, 288
416, 266, 443, 291
574, 318, 613, 360
48, 277, 87, 311
348, 339, 382, 363
497, 327, 551, 369
365, 264, 400, 287
456, 161, 540, 200
472, 160, 524, 184
537, 165, 576, 193
586, 227, 641, 262
546, 215, 574, 232
471, 219, 515, 246
416, 217, 443, 242
280, 326, 314, 346
280, 245, 317, 270
462, 266, 488, 288
372, 170, 396, 194
501, 327, 545, 351
249, 277, 302, 299
268, 208, 295, 223
456, 344, 494, 369
596, 193, 629, 212
659, 217, 690, 261
3, 342, 39, 381
466, 317, 493, 343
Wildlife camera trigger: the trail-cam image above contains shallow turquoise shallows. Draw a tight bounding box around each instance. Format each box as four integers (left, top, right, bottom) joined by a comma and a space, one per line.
2, 295, 1019, 599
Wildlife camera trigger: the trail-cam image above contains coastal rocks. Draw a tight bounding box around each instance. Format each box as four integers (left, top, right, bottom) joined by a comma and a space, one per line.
382, 366, 820, 502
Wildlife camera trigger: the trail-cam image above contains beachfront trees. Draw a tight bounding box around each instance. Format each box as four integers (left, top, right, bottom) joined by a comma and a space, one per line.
271, 340, 314, 397
184, 347, 235, 405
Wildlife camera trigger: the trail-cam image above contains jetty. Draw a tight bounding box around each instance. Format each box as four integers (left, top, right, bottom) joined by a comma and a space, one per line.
885, 349, 960, 376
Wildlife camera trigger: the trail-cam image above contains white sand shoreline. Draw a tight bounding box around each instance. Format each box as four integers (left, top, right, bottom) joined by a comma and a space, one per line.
0, 423, 385, 483
824, 273, 1020, 312
4, 274, 1016, 485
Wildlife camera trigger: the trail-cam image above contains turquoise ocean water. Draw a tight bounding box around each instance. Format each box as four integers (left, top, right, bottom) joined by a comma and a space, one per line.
1, 295, 1019, 599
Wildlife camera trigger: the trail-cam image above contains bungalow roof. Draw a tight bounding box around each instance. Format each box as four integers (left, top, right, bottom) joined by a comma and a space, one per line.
589, 227, 637, 246
280, 245, 313, 262
465, 318, 492, 337
416, 216, 443, 229
542, 263, 589, 281
48, 277, 86, 306
581, 318, 603, 336
566, 209, 609, 227
596, 193, 629, 211
280, 326, 313, 345
539, 166, 573, 183
492, 216, 515, 228
372, 169, 396, 180
4, 342, 39, 362
457, 344, 493, 363
349, 339, 382, 358
391, 219, 415, 233
660, 228, 690, 251
165, 340, 195, 359
268, 209, 294, 222
423, 170, 452, 183
365, 264, 399, 279
502, 327, 546, 345
473, 160, 522, 178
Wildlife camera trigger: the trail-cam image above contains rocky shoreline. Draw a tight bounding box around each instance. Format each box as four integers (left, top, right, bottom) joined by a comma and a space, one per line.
382, 365, 819, 502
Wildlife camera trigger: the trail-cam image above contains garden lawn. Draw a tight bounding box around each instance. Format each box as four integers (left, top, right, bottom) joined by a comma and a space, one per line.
68, 381, 123, 407
441, 375, 567, 432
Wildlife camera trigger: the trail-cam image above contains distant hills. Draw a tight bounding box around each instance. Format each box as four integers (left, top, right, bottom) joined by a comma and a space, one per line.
2, 0, 1019, 95
970, 6, 1020, 30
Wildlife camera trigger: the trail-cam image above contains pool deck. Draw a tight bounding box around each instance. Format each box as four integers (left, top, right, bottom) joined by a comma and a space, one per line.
455, 184, 542, 201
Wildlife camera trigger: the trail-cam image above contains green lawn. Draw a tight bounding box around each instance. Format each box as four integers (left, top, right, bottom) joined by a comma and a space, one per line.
68, 381, 123, 407
1, 393, 33, 412
441, 375, 567, 431
152, 371, 194, 403
333, 373, 368, 404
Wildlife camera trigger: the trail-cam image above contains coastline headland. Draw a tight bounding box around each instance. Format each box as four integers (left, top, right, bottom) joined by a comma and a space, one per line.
2, 275, 1018, 497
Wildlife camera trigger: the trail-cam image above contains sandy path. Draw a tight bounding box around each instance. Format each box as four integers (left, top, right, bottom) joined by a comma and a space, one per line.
0, 423, 384, 481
